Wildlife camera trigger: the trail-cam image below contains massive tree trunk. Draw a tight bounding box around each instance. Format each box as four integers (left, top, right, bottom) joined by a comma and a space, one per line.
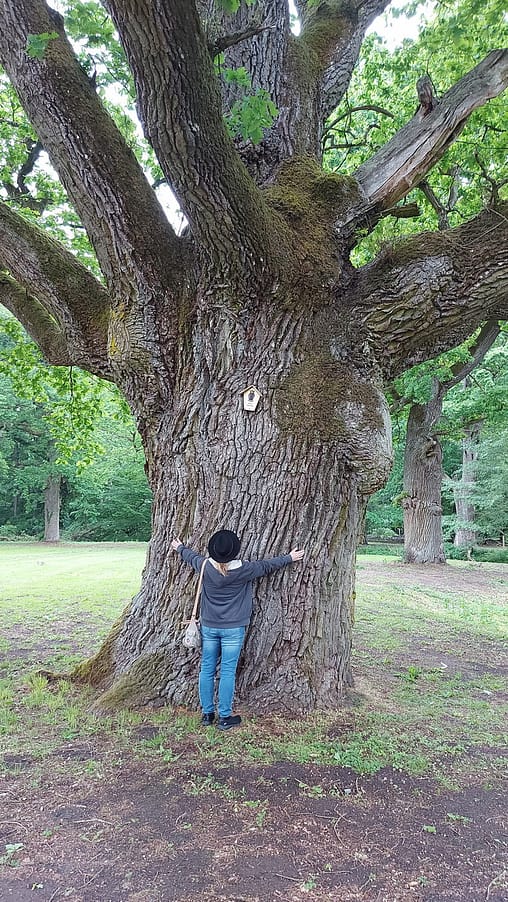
43, 473, 61, 543
454, 420, 481, 549
402, 383, 446, 564
0, 0, 507, 711
76, 302, 391, 711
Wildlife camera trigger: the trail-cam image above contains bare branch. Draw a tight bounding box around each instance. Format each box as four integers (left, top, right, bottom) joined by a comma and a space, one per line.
341, 51, 508, 231
212, 21, 275, 55
474, 151, 508, 206
0, 200, 111, 378
348, 202, 508, 378
0, 0, 184, 300
323, 104, 394, 140
2, 139, 48, 215
419, 180, 451, 230
443, 319, 501, 391
17, 138, 43, 191
0, 272, 72, 367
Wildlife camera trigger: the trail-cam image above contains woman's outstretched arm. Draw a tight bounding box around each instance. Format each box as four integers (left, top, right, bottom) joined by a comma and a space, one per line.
171, 538, 206, 573
242, 547, 305, 579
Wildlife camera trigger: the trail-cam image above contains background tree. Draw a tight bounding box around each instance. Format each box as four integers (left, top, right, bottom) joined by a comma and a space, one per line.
0, 0, 507, 712
0, 374, 62, 539
0, 307, 119, 539
443, 333, 508, 547
63, 421, 152, 542
471, 431, 508, 544
392, 323, 501, 563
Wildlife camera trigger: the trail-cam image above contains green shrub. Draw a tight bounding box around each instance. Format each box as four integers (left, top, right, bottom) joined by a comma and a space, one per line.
444, 544, 508, 564
0, 524, 37, 542
357, 542, 402, 557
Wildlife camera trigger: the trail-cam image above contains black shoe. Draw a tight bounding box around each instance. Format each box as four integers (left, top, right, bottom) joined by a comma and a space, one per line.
201, 712, 215, 726
217, 715, 242, 731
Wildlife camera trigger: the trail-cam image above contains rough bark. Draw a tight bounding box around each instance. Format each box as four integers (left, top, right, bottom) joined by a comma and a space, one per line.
44, 474, 61, 543
0, 1, 507, 711
0, 205, 111, 377
454, 421, 481, 549
78, 302, 391, 712
349, 205, 508, 378
402, 383, 446, 564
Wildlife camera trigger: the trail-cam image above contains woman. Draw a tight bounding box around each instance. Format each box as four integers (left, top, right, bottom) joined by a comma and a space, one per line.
171, 530, 304, 731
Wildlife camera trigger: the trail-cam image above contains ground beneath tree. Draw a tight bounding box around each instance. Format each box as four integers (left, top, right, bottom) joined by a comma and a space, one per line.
1, 559, 507, 901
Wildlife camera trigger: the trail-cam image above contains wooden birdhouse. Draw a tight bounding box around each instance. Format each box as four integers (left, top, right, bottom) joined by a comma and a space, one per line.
241, 385, 261, 411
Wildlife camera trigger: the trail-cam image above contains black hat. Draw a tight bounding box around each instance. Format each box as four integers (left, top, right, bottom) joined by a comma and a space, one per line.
208, 530, 241, 563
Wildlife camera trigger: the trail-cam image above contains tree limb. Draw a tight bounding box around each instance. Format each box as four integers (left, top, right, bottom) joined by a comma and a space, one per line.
2, 139, 48, 215
103, 0, 280, 285
0, 0, 184, 301
419, 181, 451, 230
341, 51, 508, 231
0, 201, 112, 378
0, 273, 72, 367
299, 0, 392, 121
212, 22, 275, 56
348, 202, 508, 378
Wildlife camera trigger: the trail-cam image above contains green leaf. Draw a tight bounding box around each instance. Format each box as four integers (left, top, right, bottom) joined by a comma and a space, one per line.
25, 32, 59, 59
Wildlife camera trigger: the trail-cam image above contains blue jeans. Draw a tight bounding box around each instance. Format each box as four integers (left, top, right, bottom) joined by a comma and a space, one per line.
199, 625, 246, 718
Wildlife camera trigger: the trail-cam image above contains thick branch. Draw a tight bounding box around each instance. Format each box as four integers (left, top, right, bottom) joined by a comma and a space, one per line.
300, 0, 391, 120
209, 1, 315, 183
0, 273, 71, 367
103, 0, 281, 284
0, 0, 184, 301
341, 51, 508, 231
0, 201, 112, 378
348, 202, 508, 378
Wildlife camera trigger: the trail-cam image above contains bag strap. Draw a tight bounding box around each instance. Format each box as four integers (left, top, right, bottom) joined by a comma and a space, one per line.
189, 558, 207, 622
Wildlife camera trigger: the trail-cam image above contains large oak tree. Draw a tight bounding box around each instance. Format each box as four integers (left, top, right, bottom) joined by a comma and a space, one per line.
0, 0, 507, 711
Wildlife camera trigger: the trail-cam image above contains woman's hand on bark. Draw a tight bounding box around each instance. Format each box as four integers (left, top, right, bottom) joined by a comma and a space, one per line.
290, 548, 304, 562
171, 538, 183, 551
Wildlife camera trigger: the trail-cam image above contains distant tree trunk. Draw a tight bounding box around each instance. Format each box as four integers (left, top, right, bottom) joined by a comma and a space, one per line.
454, 421, 481, 549
44, 474, 61, 542
402, 382, 446, 564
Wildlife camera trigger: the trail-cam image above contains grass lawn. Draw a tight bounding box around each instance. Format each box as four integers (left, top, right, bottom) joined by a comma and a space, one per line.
0, 543, 507, 901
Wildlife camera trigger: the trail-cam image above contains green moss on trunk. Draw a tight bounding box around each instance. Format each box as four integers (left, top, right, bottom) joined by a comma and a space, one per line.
91, 650, 185, 712
72, 613, 125, 687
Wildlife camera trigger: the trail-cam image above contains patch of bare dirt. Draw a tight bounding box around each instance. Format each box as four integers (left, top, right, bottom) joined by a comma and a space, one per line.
1, 558, 506, 901
1, 759, 507, 901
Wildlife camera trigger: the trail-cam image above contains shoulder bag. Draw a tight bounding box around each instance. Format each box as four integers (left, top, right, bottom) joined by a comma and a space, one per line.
182, 558, 207, 649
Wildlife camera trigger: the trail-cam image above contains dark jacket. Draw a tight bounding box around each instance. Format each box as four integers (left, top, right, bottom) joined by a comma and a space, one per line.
178, 545, 293, 628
